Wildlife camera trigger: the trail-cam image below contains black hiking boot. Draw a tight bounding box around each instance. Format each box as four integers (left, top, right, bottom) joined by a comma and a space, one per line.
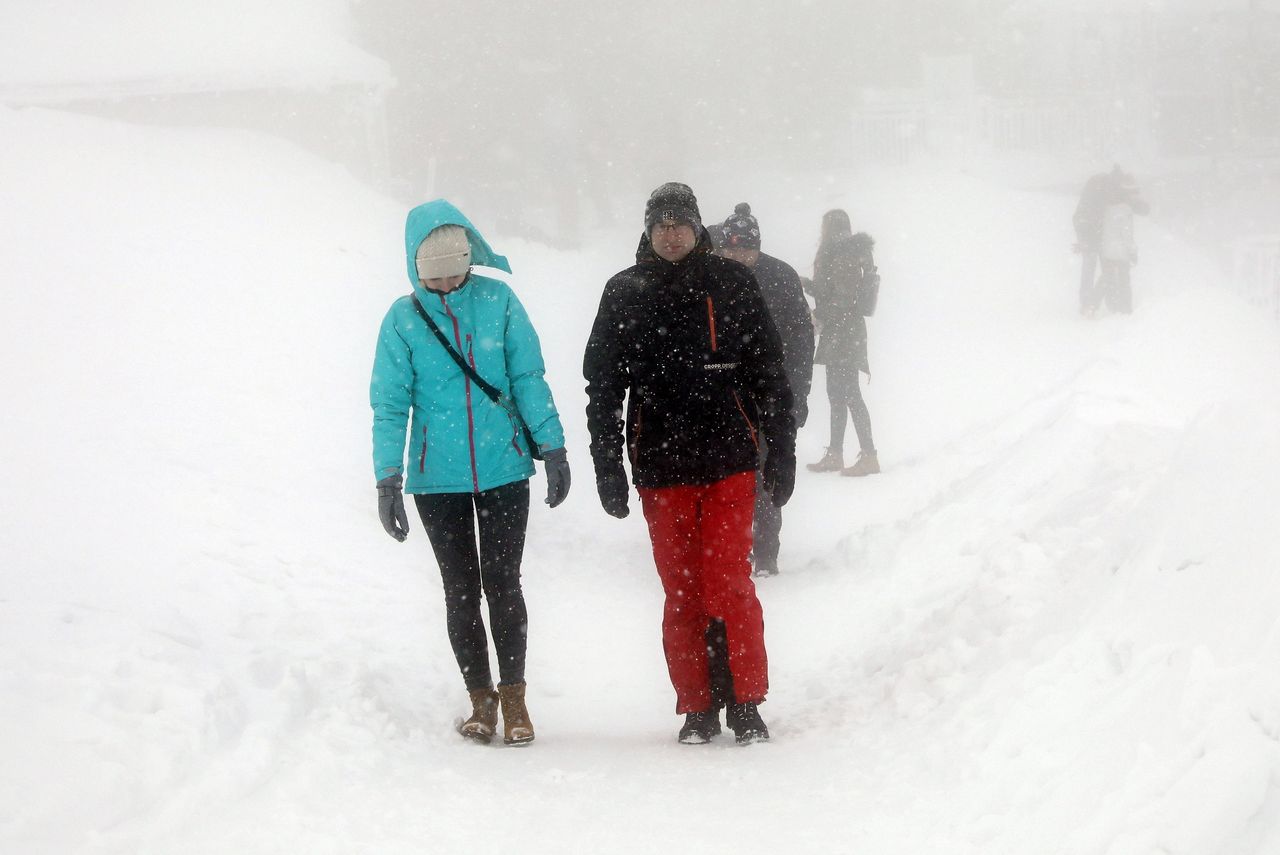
678, 711, 721, 744
726, 702, 770, 745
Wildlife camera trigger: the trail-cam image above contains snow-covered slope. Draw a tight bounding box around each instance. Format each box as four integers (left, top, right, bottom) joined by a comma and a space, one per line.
0, 1, 389, 94
2, 105, 1279, 855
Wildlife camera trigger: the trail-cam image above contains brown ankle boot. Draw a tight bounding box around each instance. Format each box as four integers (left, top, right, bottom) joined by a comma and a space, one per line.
497, 682, 535, 746
458, 687, 499, 743
806, 447, 844, 472
841, 451, 880, 477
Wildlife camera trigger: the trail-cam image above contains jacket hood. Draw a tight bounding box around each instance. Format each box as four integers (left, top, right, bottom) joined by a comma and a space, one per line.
404, 199, 511, 286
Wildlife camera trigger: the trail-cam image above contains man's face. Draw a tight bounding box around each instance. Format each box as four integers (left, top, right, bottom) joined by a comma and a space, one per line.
650, 220, 697, 263
717, 246, 760, 268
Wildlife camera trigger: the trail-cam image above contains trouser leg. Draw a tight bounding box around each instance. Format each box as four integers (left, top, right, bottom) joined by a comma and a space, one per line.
415, 491, 493, 690
753, 437, 781, 569
473, 479, 530, 686
705, 618, 735, 709
826, 362, 853, 450
639, 484, 712, 714
698, 471, 769, 704
1102, 260, 1132, 313
1080, 251, 1100, 311
847, 371, 876, 455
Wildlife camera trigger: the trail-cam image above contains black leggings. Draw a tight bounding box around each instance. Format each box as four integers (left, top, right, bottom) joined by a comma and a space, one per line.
414, 479, 530, 691
826, 362, 875, 454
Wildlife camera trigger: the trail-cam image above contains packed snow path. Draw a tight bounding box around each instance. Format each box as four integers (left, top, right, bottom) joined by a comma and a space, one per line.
3, 108, 1280, 855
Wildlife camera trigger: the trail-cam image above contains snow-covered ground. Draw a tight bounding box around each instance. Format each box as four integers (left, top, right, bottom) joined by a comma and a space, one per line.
3, 105, 1280, 855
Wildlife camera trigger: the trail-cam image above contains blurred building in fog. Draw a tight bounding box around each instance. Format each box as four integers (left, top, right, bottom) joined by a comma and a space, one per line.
850, 0, 1280, 165
0, 3, 393, 184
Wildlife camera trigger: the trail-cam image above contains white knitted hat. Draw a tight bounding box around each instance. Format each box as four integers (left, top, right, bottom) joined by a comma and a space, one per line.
415, 225, 471, 279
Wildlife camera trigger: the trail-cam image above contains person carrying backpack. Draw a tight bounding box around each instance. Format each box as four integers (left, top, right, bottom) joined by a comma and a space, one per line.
805, 209, 881, 477
1074, 165, 1149, 316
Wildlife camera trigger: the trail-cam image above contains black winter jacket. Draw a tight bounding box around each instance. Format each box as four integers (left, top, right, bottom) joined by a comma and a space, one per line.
584, 232, 795, 489
751, 253, 814, 427
810, 232, 875, 375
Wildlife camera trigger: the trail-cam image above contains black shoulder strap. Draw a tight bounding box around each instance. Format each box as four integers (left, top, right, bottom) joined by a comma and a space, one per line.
410, 295, 501, 403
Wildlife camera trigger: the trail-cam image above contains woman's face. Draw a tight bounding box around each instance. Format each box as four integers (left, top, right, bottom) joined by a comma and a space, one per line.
424, 274, 466, 293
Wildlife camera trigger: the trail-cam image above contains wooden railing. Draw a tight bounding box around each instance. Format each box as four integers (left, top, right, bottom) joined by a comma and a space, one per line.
1231, 235, 1280, 322
851, 95, 1133, 163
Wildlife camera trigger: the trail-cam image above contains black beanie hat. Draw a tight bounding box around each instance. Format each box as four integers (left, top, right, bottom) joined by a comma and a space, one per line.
644, 182, 701, 231
720, 202, 761, 250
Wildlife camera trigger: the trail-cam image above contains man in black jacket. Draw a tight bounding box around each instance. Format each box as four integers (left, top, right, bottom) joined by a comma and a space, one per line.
583, 182, 796, 745
714, 202, 814, 577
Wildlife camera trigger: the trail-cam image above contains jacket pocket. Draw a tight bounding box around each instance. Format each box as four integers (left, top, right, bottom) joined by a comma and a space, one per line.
503, 407, 526, 457
731, 390, 759, 451
628, 403, 644, 466
706, 295, 718, 352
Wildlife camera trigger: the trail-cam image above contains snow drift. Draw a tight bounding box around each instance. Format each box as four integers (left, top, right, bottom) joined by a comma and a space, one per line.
2, 105, 1279, 855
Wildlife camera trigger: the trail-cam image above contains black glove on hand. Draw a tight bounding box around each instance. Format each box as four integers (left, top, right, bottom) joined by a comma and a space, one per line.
595, 461, 630, 519
795, 399, 809, 430
543, 447, 571, 508
763, 447, 796, 508
376, 474, 410, 542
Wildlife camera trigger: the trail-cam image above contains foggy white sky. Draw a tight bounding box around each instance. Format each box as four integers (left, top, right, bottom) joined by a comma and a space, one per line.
1, 1, 1277, 248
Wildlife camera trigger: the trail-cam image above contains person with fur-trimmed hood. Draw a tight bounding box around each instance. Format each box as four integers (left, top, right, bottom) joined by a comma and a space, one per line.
805, 209, 880, 477
714, 203, 814, 577
370, 199, 571, 747
583, 182, 795, 745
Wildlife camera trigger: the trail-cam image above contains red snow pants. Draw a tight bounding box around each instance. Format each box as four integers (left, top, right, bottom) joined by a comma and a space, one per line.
637, 470, 768, 714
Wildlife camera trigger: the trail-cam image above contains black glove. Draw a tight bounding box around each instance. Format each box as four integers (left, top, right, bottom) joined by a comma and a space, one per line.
794, 398, 809, 430
542, 447, 571, 508
595, 460, 630, 519
762, 446, 796, 508
377, 474, 410, 542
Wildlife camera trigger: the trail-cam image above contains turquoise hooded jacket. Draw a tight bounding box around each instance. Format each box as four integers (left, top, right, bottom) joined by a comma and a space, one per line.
370, 200, 565, 494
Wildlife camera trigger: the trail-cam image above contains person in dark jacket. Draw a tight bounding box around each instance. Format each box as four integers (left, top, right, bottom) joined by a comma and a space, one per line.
371, 199, 572, 747
805, 208, 880, 477
714, 203, 814, 577
1073, 165, 1149, 317
583, 182, 795, 745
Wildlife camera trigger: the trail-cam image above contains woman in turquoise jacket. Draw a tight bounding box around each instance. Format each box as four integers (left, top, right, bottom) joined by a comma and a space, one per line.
370, 199, 570, 746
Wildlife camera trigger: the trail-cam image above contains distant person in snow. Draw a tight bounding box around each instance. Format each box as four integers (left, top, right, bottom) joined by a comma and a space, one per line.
583, 182, 795, 745
713, 203, 814, 577
1073, 165, 1149, 317
805, 209, 881, 477
370, 199, 571, 747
